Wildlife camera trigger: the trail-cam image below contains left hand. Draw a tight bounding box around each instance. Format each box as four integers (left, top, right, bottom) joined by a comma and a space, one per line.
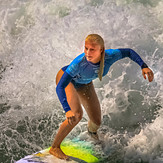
142, 68, 154, 82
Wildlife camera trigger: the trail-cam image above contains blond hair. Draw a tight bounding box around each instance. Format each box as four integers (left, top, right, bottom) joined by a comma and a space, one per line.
85, 34, 105, 81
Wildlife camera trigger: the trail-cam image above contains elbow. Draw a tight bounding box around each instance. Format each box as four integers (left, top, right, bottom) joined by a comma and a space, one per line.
56, 83, 65, 95
56, 83, 61, 94
128, 48, 136, 58
129, 48, 134, 53
56, 84, 60, 96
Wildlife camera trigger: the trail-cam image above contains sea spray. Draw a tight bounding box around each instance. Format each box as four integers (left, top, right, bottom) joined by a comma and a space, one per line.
0, 0, 163, 162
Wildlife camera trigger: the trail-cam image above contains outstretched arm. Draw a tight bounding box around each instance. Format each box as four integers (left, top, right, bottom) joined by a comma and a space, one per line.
119, 48, 154, 82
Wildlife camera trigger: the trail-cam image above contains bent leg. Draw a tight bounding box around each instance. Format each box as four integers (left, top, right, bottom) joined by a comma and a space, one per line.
77, 82, 101, 134
50, 69, 83, 159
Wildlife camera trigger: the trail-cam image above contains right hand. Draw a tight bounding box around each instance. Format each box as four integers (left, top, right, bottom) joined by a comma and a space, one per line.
66, 110, 75, 125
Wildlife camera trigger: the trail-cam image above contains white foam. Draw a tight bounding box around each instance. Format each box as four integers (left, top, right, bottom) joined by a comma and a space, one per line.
0, 0, 163, 162
125, 108, 163, 162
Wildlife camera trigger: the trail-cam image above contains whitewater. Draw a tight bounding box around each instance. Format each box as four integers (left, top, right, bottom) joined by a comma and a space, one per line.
0, 0, 163, 162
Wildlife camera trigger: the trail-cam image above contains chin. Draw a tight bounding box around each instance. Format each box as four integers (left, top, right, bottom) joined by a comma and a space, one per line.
87, 58, 92, 61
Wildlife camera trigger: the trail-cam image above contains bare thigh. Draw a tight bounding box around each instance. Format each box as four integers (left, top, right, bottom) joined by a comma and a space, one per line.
56, 69, 83, 117
77, 82, 101, 126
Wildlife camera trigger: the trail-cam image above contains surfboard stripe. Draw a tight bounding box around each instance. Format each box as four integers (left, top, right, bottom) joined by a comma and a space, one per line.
60, 138, 99, 162
16, 138, 99, 163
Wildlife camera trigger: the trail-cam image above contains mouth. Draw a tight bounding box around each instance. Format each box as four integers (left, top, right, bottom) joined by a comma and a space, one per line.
86, 56, 92, 59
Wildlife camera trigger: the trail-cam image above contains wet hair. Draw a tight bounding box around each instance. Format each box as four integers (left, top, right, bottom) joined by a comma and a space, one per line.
85, 34, 105, 81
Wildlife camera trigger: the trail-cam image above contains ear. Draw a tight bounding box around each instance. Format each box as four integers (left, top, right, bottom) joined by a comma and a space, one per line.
101, 47, 104, 53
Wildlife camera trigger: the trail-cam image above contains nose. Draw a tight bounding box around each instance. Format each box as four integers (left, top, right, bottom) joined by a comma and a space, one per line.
86, 49, 91, 55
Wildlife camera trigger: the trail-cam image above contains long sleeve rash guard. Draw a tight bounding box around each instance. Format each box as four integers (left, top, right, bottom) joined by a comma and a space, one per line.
56, 48, 148, 112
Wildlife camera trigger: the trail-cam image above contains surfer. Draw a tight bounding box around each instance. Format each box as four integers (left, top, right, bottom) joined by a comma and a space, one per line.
49, 34, 154, 160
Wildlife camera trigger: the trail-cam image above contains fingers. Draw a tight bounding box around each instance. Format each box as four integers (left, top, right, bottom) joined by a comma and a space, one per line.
67, 115, 76, 126
142, 71, 146, 80
142, 68, 154, 82
66, 110, 76, 125
147, 71, 154, 82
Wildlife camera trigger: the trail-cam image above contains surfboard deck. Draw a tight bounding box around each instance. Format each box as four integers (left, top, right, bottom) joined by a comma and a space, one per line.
16, 138, 99, 163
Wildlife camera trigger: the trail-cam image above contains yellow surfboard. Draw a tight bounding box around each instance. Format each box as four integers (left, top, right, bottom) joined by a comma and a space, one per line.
16, 138, 99, 163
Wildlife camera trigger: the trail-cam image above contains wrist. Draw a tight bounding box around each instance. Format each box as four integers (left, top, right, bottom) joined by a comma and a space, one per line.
64, 107, 71, 113
141, 63, 148, 69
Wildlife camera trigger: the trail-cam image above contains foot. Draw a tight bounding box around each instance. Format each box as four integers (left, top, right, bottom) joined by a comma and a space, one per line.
49, 147, 69, 160
87, 128, 99, 140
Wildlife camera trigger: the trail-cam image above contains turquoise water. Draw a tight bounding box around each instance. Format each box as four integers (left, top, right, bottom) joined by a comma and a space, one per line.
0, 0, 163, 162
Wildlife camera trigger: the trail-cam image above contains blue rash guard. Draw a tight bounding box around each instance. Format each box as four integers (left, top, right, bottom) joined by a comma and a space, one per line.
56, 48, 148, 112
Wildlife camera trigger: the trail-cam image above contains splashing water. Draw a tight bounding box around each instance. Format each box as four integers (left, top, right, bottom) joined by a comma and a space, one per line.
0, 0, 163, 162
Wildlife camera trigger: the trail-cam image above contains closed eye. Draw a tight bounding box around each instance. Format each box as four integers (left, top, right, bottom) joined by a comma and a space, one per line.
85, 47, 95, 51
